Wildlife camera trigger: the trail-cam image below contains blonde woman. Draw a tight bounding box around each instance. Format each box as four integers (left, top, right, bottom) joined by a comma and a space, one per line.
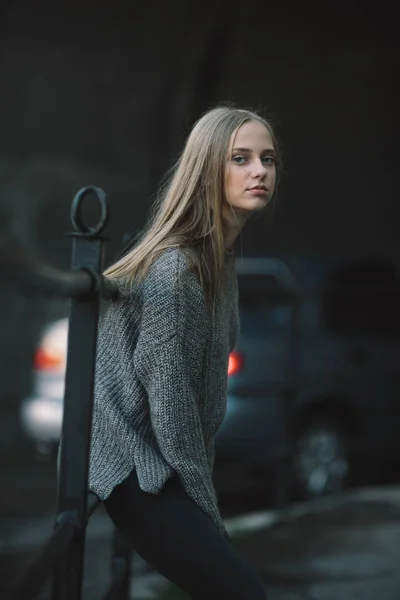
88, 106, 279, 599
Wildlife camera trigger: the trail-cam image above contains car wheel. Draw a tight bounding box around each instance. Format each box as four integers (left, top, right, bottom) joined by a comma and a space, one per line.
292, 418, 349, 499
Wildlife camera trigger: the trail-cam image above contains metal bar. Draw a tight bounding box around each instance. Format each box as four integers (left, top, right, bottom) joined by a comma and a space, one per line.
11, 523, 75, 600
102, 528, 133, 600
52, 187, 110, 600
0, 232, 118, 300
0, 232, 92, 297
52, 237, 103, 600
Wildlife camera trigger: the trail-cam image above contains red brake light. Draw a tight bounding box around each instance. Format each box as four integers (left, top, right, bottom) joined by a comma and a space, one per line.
228, 351, 243, 376
34, 347, 64, 371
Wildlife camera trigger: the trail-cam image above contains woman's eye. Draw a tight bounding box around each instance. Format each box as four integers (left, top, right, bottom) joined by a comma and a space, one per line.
262, 156, 275, 165
232, 156, 247, 164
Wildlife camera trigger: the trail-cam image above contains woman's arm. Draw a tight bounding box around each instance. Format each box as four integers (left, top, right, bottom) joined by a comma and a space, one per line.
133, 250, 226, 536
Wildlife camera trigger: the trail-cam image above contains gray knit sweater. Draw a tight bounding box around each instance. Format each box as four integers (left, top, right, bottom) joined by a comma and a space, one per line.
88, 247, 239, 536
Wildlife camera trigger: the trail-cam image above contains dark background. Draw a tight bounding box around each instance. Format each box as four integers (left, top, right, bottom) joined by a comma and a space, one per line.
0, 0, 398, 453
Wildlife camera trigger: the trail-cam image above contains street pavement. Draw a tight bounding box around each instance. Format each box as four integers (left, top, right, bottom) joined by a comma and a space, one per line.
230, 486, 400, 600
1, 484, 400, 599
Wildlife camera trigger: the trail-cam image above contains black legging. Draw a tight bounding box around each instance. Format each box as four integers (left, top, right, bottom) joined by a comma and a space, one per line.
104, 469, 267, 600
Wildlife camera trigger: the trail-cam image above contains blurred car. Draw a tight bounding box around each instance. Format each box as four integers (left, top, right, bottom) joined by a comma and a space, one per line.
20, 318, 68, 460
20, 257, 400, 501
216, 256, 400, 500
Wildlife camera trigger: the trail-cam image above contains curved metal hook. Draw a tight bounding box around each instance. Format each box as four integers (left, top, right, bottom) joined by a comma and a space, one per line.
70, 186, 109, 236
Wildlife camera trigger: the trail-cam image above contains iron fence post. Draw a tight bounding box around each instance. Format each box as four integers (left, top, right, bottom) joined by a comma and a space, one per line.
104, 529, 133, 600
52, 187, 109, 600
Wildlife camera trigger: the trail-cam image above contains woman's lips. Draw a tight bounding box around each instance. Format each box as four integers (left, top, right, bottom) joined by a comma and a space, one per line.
247, 187, 268, 195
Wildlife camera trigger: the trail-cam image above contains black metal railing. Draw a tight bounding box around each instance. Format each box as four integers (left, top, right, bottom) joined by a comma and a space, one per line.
0, 186, 133, 600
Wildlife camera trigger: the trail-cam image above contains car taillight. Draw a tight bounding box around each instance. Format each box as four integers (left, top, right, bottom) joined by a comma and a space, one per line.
228, 350, 243, 376
34, 347, 64, 371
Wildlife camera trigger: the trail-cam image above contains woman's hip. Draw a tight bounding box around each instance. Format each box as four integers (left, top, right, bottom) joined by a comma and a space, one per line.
104, 468, 267, 600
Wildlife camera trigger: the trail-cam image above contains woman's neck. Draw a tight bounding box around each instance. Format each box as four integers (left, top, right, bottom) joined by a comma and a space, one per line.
222, 210, 249, 251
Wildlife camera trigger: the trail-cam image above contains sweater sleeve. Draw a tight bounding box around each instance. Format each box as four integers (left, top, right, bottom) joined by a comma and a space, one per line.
132, 250, 226, 536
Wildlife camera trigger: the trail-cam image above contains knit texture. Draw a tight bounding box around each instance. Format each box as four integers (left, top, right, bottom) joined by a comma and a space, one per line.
88, 247, 240, 536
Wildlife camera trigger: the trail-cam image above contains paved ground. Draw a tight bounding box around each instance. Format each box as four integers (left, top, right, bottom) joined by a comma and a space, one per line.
2, 483, 400, 599
231, 487, 400, 600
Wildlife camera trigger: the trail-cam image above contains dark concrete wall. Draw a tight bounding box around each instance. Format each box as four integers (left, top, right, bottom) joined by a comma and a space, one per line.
1, 0, 397, 259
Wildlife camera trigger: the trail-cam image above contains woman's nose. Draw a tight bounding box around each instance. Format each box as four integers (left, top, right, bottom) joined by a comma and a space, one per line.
251, 160, 267, 177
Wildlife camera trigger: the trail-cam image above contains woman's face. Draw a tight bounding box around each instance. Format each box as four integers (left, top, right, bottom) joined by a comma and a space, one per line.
224, 119, 276, 218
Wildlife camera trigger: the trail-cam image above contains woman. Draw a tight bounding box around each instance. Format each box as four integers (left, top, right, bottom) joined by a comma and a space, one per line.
88, 105, 280, 599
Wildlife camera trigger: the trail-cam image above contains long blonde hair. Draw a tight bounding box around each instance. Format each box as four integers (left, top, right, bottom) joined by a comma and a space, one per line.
104, 105, 281, 305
